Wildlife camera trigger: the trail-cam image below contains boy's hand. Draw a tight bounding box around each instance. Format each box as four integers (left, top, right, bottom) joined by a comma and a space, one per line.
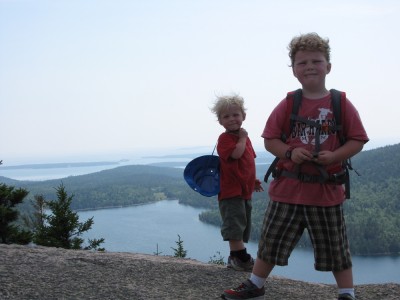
291, 147, 314, 164
238, 128, 248, 139
312, 150, 336, 165
254, 179, 264, 192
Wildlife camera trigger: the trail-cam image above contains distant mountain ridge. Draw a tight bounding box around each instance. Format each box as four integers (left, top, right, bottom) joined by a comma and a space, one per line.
0, 161, 120, 170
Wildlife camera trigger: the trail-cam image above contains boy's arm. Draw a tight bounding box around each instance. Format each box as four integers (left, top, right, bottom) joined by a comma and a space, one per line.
230, 128, 248, 159
254, 179, 264, 192
316, 140, 364, 165
266, 138, 365, 165
264, 138, 314, 164
264, 139, 313, 163
264, 138, 289, 158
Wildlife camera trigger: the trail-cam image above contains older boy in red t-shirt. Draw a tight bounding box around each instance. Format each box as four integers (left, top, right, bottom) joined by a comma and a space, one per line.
222, 33, 368, 300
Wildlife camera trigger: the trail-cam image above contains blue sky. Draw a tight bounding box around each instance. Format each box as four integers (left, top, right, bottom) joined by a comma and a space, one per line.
1, 0, 399, 164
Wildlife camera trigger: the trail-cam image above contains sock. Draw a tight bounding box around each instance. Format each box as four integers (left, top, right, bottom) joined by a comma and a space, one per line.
231, 248, 251, 262
338, 288, 355, 297
250, 273, 266, 289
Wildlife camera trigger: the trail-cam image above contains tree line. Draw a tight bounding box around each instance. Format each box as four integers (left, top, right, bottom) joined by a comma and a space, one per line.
1, 143, 399, 255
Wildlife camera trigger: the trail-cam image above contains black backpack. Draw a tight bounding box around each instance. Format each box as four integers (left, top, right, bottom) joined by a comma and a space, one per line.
264, 89, 359, 199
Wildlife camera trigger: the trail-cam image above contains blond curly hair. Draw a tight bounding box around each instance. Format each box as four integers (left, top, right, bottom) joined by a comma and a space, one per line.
210, 94, 246, 121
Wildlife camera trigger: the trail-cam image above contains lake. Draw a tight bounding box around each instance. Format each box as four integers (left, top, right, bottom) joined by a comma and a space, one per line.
78, 200, 400, 285
2, 160, 399, 285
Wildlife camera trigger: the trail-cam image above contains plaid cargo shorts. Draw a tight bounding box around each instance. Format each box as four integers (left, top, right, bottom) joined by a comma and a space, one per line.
257, 200, 352, 271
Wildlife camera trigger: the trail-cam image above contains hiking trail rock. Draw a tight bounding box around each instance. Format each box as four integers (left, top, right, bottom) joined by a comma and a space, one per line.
1, 244, 399, 300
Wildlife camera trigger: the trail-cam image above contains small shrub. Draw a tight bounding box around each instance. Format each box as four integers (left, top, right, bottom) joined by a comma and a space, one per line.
208, 251, 225, 265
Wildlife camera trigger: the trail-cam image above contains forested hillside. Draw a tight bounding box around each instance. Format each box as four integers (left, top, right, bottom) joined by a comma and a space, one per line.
1, 143, 399, 255
344, 143, 400, 255
1, 165, 210, 213
199, 143, 400, 255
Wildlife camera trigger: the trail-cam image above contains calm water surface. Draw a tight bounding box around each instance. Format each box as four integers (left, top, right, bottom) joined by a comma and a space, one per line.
79, 200, 400, 285
3, 162, 399, 284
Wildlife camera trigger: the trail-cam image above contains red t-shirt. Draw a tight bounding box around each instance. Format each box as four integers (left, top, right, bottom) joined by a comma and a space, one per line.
262, 93, 369, 206
217, 132, 256, 201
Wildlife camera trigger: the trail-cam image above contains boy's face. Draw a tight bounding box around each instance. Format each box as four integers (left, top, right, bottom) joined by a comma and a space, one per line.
292, 50, 331, 90
218, 105, 246, 132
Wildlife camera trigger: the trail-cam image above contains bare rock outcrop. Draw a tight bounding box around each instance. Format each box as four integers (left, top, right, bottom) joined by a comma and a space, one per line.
1, 244, 399, 300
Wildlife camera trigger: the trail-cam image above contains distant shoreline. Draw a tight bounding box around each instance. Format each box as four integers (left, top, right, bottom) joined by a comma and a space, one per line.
1, 161, 121, 170
74, 200, 162, 212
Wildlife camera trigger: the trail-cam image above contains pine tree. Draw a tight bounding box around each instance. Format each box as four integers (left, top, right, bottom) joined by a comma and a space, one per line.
171, 234, 187, 258
0, 183, 32, 244
22, 194, 46, 237
33, 183, 104, 250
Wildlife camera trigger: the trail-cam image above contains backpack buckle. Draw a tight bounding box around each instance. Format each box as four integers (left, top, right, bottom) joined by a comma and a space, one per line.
329, 171, 347, 184
271, 168, 282, 179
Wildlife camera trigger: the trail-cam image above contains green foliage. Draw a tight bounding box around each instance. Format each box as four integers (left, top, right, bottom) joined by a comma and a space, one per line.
7, 165, 190, 212
208, 251, 226, 265
2, 144, 400, 255
189, 143, 400, 255
22, 194, 46, 237
153, 243, 162, 256
171, 234, 187, 258
0, 183, 32, 244
33, 183, 105, 250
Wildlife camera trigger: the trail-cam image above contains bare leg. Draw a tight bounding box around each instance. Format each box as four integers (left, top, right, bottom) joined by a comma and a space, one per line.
333, 268, 354, 288
229, 239, 246, 251
252, 257, 275, 278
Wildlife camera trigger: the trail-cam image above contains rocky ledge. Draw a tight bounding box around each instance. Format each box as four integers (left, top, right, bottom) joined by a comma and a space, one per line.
1, 244, 399, 300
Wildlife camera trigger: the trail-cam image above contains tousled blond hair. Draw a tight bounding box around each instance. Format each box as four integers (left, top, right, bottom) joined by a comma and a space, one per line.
210, 94, 246, 121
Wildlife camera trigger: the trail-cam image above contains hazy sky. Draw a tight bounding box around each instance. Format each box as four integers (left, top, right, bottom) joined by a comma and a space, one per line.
1, 0, 399, 164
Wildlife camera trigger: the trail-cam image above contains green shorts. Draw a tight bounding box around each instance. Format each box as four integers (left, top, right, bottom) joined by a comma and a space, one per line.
257, 200, 352, 271
219, 197, 252, 242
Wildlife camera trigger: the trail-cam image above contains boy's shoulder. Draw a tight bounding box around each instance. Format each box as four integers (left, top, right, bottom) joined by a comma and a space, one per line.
284, 88, 346, 100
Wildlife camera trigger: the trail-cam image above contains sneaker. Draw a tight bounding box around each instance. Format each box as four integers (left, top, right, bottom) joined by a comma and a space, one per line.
227, 256, 233, 268
338, 293, 355, 300
229, 256, 254, 272
221, 279, 265, 299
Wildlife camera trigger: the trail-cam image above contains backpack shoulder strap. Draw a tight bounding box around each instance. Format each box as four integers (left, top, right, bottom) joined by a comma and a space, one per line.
330, 89, 355, 199
264, 89, 302, 183
330, 89, 346, 145
282, 89, 302, 141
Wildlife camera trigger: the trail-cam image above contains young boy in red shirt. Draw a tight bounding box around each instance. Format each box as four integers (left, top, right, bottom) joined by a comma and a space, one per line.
211, 94, 263, 271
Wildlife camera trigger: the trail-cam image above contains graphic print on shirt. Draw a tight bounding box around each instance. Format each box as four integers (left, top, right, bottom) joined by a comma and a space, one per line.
292, 107, 334, 147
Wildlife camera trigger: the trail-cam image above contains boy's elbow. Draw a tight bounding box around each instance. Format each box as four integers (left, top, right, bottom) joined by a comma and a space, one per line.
264, 138, 274, 152
264, 139, 269, 151
349, 139, 365, 152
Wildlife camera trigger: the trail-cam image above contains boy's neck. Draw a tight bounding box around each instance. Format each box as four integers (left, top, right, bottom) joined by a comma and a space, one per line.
301, 87, 329, 99
226, 129, 240, 135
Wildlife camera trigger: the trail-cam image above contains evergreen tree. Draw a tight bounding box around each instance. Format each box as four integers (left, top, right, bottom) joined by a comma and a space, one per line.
34, 183, 104, 250
22, 194, 46, 237
171, 234, 187, 258
0, 183, 32, 244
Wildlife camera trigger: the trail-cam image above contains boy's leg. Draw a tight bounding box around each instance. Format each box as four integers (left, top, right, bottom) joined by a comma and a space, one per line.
222, 201, 304, 299
221, 258, 274, 299
219, 198, 253, 270
334, 268, 355, 299
219, 197, 249, 247
305, 204, 354, 298
229, 239, 246, 251
251, 257, 274, 284
228, 198, 252, 251
228, 199, 252, 258
333, 268, 354, 288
